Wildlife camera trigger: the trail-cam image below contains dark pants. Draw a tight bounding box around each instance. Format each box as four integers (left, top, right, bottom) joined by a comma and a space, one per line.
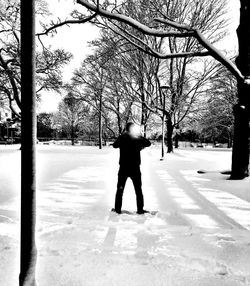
115, 165, 144, 212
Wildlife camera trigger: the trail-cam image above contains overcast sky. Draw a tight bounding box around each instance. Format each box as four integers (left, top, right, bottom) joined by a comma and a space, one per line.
38, 0, 240, 113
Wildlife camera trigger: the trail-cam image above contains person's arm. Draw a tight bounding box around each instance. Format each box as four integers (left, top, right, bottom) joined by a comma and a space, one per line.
140, 137, 151, 148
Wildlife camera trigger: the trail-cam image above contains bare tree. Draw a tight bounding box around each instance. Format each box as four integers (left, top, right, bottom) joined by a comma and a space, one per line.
193, 67, 237, 147
55, 92, 87, 145
0, 0, 72, 119
71, 37, 139, 140
71, 52, 108, 148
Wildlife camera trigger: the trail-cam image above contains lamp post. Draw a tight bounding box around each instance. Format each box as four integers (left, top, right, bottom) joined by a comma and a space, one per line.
160, 85, 169, 161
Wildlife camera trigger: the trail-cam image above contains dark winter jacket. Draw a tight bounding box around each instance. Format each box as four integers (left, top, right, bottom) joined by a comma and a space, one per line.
113, 132, 151, 167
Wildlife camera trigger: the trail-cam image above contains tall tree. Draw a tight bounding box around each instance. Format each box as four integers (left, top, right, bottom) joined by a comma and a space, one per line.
72, 53, 108, 148
201, 64, 237, 147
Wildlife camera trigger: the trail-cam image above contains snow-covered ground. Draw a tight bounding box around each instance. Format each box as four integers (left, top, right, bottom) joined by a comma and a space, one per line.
0, 145, 250, 285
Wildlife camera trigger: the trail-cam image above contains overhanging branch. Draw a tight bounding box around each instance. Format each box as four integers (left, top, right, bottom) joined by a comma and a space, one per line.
77, 0, 194, 38
36, 12, 98, 36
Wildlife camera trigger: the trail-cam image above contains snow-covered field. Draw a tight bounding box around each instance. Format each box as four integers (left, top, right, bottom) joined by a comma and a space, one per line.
0, 145, 250, 285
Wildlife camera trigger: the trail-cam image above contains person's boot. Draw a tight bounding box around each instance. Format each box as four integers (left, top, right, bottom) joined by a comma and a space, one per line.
111, 208, 121, 214
137, 209, 149, 215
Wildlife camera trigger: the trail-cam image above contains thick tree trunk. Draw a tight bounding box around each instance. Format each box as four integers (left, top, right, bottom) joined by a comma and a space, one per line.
231, 104, 249, 178
231, 0, 250, 179
166, 118, 173, 153
19, 1, 37, 285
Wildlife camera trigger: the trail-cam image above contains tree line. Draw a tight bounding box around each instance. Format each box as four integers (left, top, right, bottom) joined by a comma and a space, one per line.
37, 0, 237, 151
38, 0, 250, 179
1, 0, 247, 178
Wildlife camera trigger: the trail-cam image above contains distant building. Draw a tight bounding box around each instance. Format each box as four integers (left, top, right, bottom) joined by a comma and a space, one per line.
0, 104, 21, 142
0, 107, 12, 122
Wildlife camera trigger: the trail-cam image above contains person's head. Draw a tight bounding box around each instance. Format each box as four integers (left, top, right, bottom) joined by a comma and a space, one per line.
125, 122, 141, 137
125, 122, 134, 132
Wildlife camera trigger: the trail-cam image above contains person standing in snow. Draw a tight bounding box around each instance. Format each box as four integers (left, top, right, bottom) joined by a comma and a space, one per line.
112, 122, 151, 214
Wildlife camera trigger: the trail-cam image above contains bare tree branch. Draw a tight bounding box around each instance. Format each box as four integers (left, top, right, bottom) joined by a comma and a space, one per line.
154, 17, 192, 31
109, 22, 210, 59
36, 13, 98, 36
77, 0, 194, 38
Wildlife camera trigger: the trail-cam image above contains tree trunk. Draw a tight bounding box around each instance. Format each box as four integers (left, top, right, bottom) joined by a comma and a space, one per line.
99, 93, 103, 149
141, 96, 147, 137
141, 100, 147, 136
142, 124, 147, 137
227, 134, 232, 149
19, 1, 37, 285
174, 134, 179, 149
71, 124, 75, 146
161, 115, 165, 159
231, 102, 250, 179
117, 113, 122, 134
231, 0, 250, 179
116, 100, 122, 134
71, 119, 75, 146
166, 118, 173, 153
